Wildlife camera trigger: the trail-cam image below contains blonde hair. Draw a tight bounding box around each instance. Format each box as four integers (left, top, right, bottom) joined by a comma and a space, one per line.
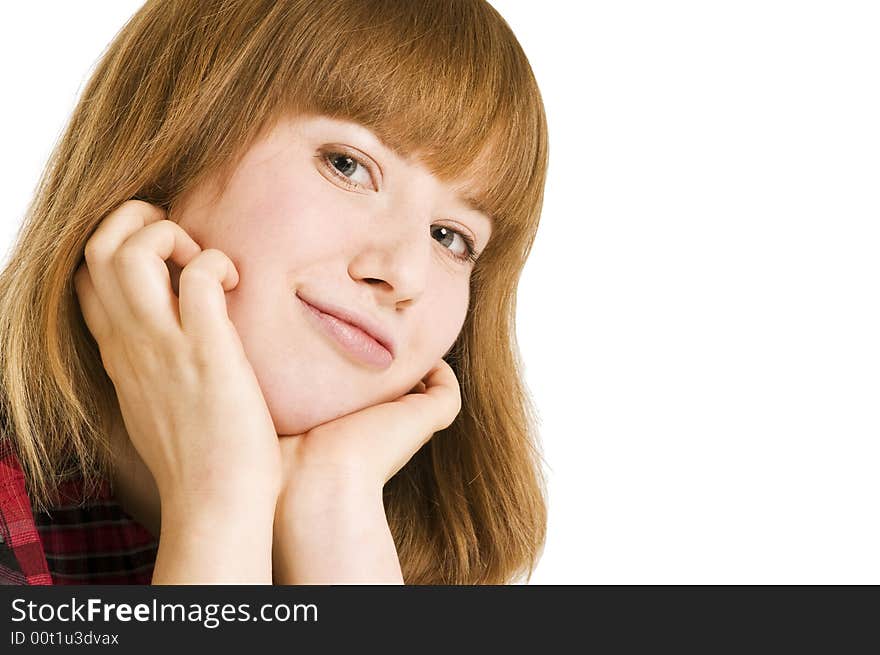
0, 0, 548, 584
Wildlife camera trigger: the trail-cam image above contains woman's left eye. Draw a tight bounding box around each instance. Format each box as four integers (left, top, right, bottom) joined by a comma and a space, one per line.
432, 225, 478, 265
320, 150, 375, 190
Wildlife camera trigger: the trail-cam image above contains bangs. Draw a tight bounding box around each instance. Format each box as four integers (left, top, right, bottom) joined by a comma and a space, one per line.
273, 0, 546, 238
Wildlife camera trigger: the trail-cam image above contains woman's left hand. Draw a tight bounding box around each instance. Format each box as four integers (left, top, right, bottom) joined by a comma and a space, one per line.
271, 358, 461, 584
277, 357, 461, 500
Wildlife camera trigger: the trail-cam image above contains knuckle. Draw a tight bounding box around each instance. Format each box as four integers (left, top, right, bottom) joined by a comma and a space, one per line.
178, 262, 214, 284
144, 218, 181, 243
83, 239, 107, 265
443, 388, 463, 425
182, 248, 229, 280
120, 199, 166, 220
157, 218, 179, 233
112, 245, 142, 273
452, 388, 463, 413
200, 248, 229, 265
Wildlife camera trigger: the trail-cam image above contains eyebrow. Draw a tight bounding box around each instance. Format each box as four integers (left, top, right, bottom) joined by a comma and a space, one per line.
459, 193, 494, 229
336, 119, 492, 226
460, 193, 485, 215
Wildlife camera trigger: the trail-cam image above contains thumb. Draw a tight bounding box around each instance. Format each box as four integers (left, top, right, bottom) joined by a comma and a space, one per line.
379, 359, 462, 480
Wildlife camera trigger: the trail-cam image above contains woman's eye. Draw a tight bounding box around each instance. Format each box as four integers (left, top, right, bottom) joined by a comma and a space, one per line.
431, 225, 478, 265
321, 151, 375, 190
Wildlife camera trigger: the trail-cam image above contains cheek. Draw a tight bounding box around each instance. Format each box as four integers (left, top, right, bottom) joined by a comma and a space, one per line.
201, 189, 348, 293
234, 192, 327, 254
411, 284, 470, 367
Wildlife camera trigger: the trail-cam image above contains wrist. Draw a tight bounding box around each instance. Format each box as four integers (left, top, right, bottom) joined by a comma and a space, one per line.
154, 484, 277, 585
162, 479, 280, 526
272, 483, 401, 585
277, 473, 381, 522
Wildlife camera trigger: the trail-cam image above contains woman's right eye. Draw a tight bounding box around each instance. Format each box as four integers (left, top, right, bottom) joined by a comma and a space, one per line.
319, 150, 376, 191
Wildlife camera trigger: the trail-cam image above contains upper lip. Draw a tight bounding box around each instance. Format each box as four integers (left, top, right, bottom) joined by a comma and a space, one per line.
296, 291, 396, 358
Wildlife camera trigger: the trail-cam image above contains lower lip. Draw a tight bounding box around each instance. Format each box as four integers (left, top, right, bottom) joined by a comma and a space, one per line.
297, 296, 394, 370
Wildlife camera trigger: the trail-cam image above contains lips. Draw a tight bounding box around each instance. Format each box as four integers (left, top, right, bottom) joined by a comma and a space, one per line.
296, 292, 395, 369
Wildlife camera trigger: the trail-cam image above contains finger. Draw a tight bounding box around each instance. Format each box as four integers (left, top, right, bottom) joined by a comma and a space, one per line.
73, 261, 111, 343
412, 359, 462, 432
82, 200, 168, 328
306, 359, 463, 485
114, 219, 202, 330
379, 360, 462, 476
177, 248, 240, 339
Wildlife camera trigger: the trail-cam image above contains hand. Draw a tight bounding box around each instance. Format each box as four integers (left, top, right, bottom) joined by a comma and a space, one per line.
277, 358, 462, 501
73, 200, 283, 510
272, 359, 462, 584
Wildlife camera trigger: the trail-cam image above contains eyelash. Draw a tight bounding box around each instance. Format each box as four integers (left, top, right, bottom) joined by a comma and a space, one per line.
318, 149, 479, 265
432, 226, 479, 265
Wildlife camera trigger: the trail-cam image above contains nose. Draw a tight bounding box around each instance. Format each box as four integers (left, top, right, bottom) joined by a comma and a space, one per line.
347, 212, 431, 309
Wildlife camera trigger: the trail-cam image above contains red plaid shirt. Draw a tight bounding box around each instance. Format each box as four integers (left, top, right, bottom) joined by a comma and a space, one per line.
0, 438, 158, 585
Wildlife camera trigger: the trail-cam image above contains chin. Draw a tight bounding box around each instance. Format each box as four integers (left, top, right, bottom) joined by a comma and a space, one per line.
267, 400, 339, 436
263, 388, 362, 436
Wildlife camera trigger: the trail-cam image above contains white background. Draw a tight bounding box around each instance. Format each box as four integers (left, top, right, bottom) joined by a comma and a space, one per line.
2, 2, 878, 584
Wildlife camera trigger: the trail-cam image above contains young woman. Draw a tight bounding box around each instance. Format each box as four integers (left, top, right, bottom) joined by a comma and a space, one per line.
0, 0, 548, 585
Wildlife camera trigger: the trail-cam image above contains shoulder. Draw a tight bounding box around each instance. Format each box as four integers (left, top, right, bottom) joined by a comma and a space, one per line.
0, 436, 158, 585
0, 436, 53, 585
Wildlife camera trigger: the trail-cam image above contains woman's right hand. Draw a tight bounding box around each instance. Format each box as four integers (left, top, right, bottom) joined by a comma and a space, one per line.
73, 200, 283, 514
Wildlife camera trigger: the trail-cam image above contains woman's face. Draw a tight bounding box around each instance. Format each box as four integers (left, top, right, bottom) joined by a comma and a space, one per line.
170, 114, 492, 435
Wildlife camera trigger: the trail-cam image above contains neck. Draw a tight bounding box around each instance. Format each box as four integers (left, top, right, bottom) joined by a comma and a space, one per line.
107, 409, 162, 538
